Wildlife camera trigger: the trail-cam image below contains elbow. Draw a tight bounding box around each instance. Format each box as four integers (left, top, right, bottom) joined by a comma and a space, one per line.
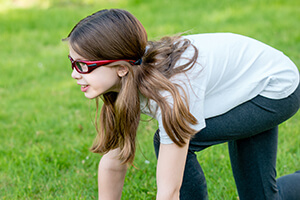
99, 153, 127, 172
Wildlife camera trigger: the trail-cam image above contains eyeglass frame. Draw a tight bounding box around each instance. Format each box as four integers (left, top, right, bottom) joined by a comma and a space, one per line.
68, 55, 139, 74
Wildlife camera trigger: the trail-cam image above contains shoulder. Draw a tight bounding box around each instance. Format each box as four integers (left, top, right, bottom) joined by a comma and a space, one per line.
183, 32, 244, 41
183, 32, 269, 48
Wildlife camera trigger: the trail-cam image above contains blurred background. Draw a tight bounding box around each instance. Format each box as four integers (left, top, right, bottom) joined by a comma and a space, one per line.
0, 0, 299, 199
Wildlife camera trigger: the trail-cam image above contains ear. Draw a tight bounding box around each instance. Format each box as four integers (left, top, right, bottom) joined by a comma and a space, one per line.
116, 65, 129, 77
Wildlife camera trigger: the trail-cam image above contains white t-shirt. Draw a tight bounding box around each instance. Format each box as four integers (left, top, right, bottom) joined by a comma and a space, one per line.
140, 33, 299, 144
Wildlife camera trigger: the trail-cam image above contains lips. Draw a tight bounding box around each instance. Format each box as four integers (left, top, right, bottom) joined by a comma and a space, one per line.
80, 85, 90, 92
77, 82, 89, 92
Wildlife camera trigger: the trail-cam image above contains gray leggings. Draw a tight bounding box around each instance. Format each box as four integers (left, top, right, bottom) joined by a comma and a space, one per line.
154, 83, 300, 200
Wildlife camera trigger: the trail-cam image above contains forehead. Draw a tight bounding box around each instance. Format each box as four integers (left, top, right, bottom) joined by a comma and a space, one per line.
69, 44, 85, 60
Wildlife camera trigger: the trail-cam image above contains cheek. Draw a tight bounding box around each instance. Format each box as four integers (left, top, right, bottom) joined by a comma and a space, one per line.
97, 73, 118, 85
89, 72, 120, 93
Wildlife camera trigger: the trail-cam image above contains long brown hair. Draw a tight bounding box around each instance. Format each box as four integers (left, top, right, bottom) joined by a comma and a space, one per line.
66, 9, 199, 164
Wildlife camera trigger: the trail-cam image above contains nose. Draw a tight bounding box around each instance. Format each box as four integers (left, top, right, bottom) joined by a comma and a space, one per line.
71, 68, 82, 79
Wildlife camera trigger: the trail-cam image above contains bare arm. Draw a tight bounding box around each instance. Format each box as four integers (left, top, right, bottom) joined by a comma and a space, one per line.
98, 148, 127, 200
156, 141, 189, 200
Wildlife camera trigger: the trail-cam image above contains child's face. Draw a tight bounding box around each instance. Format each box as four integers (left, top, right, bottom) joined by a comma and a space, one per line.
69, 46, 122, 99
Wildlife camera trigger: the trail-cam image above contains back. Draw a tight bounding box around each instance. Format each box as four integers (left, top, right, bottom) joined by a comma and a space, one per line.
183, 33, 299, 117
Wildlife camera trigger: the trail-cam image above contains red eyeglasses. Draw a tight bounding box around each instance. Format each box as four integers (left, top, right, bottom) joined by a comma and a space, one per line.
68, 55, 139, 74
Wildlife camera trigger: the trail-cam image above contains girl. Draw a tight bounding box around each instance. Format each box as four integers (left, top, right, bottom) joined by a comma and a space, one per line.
65, 9, 300, 200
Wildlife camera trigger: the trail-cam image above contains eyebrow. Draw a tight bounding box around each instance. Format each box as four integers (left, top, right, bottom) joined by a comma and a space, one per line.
69, 54, 85, 62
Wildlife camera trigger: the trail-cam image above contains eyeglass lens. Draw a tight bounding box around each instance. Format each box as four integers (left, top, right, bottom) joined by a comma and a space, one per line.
74, 62, 89, 73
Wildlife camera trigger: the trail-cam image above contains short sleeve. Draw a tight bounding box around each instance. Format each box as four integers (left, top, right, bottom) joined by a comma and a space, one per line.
157, 80, 207, 144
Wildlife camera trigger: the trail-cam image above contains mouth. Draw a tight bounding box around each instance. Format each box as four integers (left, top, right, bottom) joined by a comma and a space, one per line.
80, 84, 90, 92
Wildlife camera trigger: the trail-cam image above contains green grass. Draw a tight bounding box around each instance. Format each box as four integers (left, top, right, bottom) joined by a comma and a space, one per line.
0, 0, 300, 199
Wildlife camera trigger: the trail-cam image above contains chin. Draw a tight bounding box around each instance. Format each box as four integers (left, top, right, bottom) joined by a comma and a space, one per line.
84, 93, 98, 99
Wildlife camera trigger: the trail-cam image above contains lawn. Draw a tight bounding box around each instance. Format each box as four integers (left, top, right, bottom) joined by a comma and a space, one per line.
0, 0, 299, 199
